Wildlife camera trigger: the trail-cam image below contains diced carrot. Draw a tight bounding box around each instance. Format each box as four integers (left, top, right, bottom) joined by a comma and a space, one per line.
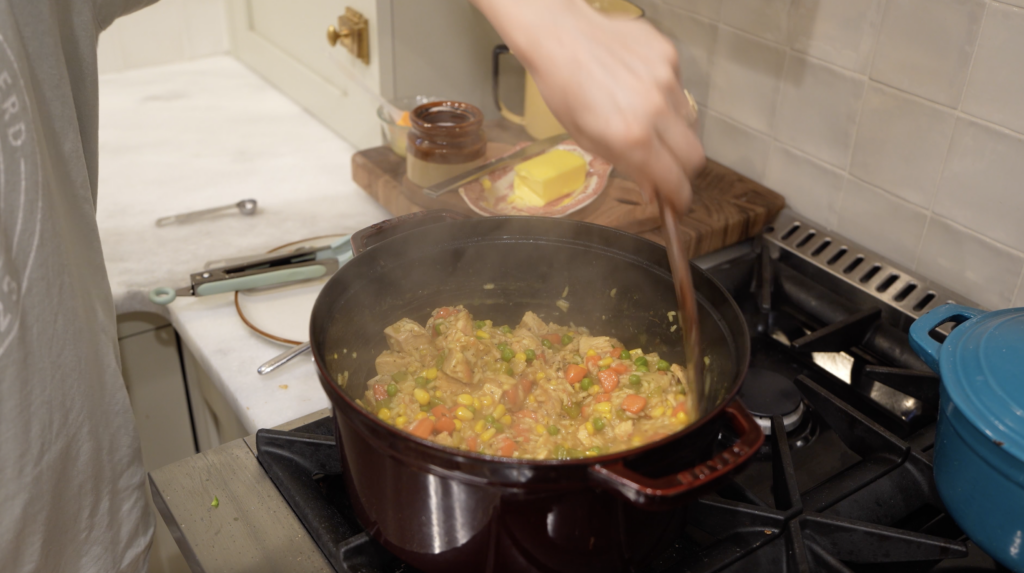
466, 435, 479, 452
520, 377, 533, 396
434, 307, 456, 319
504, 386, 522, 409
610, 363, 630, 374
543, 333, 562, 346
512, 421, 532, 437
514, 409, 538, 420
372, 384, 388, 401
498, 439, 516, 457
581, 404, 591, 418
565, 364, 588, 384
595, 393, 611, 403
409, 418, 434, 439
610, 348, 624, 358
435, 415, 456, 434
622, 395, 647, 414
672, 402, 687, 417
598, 370, 619, 392
585, 354, 600, 366
431, 404, 449, 418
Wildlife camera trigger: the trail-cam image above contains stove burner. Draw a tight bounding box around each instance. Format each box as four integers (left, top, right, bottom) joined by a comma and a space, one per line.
738, 368, 805, 434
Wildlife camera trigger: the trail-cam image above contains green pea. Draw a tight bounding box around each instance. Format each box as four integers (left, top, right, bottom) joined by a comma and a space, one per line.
474, 320, 487, 330
429, 397, 443, 408
435, 354, 445, 369
420, 404, 431, 412
525, 349, 536, 362
378, 397, 392, 409
561, 334, 573, 345
386, 383, 398, 397
588, 446, 602, 455
619, 349, 630, 360
592, 417, 606, 432
555, 445, 568, 459
636, 365, 649, 373
434, 322, 444, 335
580, 377, 593, 391
485, 414, 496, 425
567, 448, 583, 459
633, 356, 648, 368
415, 376, 428, 387
391, 370, 409, 383
547, 425, 560, 436
657, 359, 671, 372
562, 403, 581, 419
467, 406, 476, 414
504, 364, 515, 377
542, 338, 554, 350
629, 374, 641, 386
500, 346, 515, 362
500, 325, 513, 335
493, 423, 504, 433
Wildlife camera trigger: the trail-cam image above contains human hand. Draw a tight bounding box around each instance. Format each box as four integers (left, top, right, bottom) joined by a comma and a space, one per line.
476, 0, 705, 214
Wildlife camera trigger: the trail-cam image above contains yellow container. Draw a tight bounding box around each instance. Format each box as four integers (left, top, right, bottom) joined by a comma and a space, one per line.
491, 0, 643, 140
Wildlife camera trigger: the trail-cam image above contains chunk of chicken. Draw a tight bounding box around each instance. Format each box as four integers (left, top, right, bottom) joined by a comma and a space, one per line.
578, 336, 614, 357
517, 311, 548, 335
375, 350, 419, 377
384, 318, 432, 353
442, 349, 473, 383
614, 420, 634, 440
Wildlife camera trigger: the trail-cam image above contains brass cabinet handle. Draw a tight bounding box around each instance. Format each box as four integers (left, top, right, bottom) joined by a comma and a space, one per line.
326, 7, 369, 65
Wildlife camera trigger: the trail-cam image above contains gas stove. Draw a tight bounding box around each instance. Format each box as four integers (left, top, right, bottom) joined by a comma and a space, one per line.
256, 209, 1007, 572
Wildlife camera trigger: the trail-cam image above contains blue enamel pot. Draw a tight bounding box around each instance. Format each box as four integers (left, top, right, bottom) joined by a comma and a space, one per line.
910, 304, 1024, 572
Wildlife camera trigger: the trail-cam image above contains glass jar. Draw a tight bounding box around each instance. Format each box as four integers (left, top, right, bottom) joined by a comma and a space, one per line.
406, 101, 486, 188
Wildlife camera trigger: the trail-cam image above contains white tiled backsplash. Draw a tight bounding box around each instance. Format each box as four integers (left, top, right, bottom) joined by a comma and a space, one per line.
639, 0, 1024, 310
98, 0, 229, 74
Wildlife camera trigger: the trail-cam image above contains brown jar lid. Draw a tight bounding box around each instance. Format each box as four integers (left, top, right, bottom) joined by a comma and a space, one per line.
407, 101, 486, 165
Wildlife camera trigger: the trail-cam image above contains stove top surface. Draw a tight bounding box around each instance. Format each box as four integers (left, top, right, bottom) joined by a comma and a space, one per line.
257, 217, 1006, 572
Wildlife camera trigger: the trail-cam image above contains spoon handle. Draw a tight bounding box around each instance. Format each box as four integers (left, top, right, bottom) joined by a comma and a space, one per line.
257, 341, 311, 375
156, 202, 239, 226
659, 198, 705, 418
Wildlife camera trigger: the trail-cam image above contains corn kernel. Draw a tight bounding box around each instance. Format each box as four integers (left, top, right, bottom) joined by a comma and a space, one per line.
395, 416, 408, 427
425, 367, 438, 380
413, 388, 430, 405
429, 416, 436, 421
480, 395, 494, 408
631, 435, 643, 445
500, 414, 512, 425
481, 428, 497, 443
675, 393, 685, 402
586, 349, 597, 357
528, 394, 536, 403
377, 408, 391, 421
475, 420, 487, 434
595, 402, 612, 415
588, 385, 599, 395
493, 404, 506, 419
515, 352, 526, 362
455, 406, 474, 421
475, 329, 490, 339
457, 394, 474, 407
454, 419, 463, 430
473, 397, 482, 410
675, 412, 689, 424
535, 424, 545, 435
599, 357, 614, 367
416, 412, 428, 420
585, 421, 595, 435
536, 372, 545, 380
651, 406, 665, 418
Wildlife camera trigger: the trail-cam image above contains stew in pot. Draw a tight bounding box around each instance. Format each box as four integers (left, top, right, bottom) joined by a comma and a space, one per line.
356, 306, 696, 459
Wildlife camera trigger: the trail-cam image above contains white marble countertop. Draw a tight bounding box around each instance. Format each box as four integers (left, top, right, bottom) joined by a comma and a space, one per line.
97, 56, 391, 432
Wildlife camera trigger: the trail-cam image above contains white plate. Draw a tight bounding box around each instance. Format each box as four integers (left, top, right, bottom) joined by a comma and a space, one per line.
235, 235, 345, 345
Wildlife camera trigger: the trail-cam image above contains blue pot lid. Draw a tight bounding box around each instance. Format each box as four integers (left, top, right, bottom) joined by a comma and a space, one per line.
910, 304, 1024, 463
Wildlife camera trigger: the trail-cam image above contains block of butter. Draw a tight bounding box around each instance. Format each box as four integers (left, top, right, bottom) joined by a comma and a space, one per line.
513, 149, 588, 207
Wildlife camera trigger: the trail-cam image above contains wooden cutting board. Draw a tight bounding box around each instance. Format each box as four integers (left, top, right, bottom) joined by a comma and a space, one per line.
351, 120, 785, 258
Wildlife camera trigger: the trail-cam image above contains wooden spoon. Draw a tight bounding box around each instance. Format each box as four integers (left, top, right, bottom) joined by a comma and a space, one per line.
659, 196, 705, 417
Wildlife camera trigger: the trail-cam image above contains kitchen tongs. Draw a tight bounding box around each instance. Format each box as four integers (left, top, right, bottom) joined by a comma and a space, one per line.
149, 235, 353, 305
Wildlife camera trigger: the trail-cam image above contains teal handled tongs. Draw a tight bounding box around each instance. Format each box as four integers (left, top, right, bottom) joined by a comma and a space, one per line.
149, 235, 353, 305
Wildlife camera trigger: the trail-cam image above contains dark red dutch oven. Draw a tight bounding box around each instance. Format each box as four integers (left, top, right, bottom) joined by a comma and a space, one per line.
310, 211, 763, 573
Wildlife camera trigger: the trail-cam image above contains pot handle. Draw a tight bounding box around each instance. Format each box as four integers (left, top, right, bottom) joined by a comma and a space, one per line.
589, 400, 764, 506
492, 45, 526, 126
351, 210, 468, 255
909, 304, 983, 372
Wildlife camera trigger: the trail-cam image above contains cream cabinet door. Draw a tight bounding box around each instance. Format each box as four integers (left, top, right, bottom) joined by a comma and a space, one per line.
227, 0, 392, 149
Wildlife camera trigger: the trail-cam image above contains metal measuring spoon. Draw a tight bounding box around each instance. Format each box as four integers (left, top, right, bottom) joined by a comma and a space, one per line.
156, 199, 258, 226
